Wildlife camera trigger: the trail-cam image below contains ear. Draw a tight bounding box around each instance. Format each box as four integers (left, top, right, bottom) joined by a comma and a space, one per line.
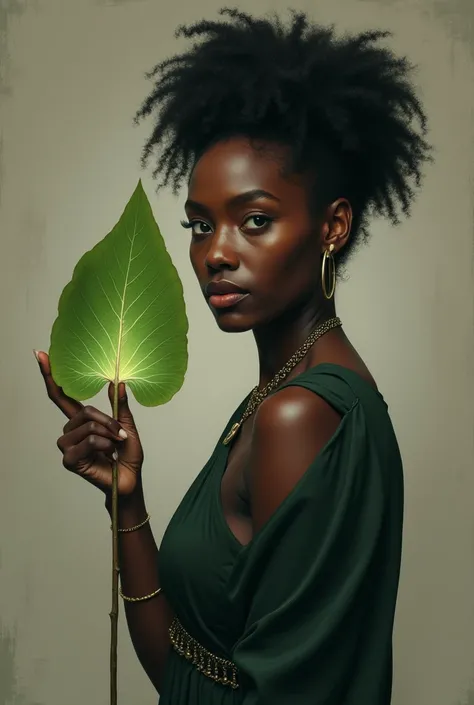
320, 198, 352, 254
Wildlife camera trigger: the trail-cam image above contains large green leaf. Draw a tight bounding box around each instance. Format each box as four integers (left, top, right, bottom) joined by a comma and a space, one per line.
49, 180, 188, 406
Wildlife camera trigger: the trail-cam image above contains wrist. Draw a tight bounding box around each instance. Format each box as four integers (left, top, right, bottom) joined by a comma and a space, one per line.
105, 484, 147, 524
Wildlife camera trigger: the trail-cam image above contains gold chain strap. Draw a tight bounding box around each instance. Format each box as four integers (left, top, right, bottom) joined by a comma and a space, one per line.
223, 316, 342, 445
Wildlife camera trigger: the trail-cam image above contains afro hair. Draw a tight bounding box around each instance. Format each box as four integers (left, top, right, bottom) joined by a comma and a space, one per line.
135, 8, 432, 265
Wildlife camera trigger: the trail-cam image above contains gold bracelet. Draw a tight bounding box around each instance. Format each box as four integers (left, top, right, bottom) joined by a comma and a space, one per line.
119, 586, 162, 603
110, 513, 151, 533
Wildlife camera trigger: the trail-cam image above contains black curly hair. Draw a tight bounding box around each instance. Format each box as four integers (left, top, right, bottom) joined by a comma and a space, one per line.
135, 7, 432, 266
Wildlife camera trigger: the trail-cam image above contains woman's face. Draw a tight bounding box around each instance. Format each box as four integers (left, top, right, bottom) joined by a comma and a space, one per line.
185, 136, 341, 333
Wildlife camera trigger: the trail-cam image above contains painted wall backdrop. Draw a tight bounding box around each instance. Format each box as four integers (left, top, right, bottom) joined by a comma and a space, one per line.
0, 0, 473, 704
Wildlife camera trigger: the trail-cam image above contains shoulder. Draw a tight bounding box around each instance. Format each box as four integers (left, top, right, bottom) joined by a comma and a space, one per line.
254, 384, 341, 440
249, 385, 342, 534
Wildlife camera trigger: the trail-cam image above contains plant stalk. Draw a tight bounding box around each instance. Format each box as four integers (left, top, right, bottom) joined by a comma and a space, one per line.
110, 381, 120, 705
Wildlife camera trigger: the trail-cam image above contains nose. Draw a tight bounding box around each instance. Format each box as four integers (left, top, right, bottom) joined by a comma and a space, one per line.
205, 228, 239, 272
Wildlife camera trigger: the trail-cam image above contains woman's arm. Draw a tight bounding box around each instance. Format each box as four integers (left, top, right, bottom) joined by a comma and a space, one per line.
249, 385, 342, 533
37, 350, 173, 693
105, 486, 173, 693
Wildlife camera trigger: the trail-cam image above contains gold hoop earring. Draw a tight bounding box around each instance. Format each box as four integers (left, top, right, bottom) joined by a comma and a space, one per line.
321, 244, 336, 300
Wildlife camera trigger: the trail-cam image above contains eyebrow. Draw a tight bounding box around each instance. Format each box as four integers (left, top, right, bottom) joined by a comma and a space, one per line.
185, 189, 280, 213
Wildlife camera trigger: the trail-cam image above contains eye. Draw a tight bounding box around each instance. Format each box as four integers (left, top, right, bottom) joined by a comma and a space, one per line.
181, 219, 213, 236
242, 214, 273, 232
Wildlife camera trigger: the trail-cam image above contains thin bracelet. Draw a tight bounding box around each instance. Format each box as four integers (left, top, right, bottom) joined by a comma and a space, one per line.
110, 513, 151, 533
119, 586, 162, 603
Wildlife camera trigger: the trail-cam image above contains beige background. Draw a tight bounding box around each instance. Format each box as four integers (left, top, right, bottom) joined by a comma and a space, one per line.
1, 0, 473, 703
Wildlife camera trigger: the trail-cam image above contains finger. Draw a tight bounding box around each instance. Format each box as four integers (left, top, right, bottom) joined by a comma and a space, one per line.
34, 350, 83, 420
57, 420, 123, 452
63, 405, 127, 439
107, 383, 143, 466
108, 382, 136, 427
62, 435, 116, 472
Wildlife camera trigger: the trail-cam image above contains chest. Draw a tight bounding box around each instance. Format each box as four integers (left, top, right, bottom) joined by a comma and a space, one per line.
159, 423, 256, 653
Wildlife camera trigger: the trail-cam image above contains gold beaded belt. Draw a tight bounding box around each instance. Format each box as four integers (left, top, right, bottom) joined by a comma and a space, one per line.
169, 616, 239, 689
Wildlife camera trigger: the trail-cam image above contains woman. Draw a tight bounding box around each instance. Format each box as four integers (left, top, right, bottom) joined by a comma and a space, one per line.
35, 9, 431, 705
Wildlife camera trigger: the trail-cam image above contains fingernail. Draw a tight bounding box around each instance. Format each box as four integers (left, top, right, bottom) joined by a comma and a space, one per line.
33, 350, 40, 362
112, 451, 119, 461
118, 429, 128, 440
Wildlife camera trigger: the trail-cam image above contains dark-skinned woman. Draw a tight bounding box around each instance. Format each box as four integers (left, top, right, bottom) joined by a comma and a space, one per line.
36, 8, 431, 705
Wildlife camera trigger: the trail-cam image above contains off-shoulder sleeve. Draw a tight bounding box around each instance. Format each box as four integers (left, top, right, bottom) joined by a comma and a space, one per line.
231, 396, 402, 705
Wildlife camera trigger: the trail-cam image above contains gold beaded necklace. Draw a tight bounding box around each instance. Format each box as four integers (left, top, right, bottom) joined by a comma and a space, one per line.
222, 316, 342, 446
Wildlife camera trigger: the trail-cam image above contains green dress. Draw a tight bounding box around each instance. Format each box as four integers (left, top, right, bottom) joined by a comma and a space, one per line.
159, 364, 403, 705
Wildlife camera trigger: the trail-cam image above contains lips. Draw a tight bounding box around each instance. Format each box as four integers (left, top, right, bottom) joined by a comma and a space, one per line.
205, 280, 249, 310
205, 280, 248, 297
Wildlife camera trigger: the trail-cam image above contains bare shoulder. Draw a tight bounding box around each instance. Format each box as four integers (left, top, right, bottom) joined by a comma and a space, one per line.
254, 385, 341, 438
249, 385, 342, 534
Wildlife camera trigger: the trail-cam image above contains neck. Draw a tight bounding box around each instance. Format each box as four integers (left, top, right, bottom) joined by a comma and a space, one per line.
253, 297, 337, 388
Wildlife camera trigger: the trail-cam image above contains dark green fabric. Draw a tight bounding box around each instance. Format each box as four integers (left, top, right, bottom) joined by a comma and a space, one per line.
159, 364, 403, 705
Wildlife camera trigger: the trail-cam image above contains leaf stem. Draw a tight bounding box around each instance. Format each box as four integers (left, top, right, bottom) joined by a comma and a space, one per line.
110, 381, 120, 705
